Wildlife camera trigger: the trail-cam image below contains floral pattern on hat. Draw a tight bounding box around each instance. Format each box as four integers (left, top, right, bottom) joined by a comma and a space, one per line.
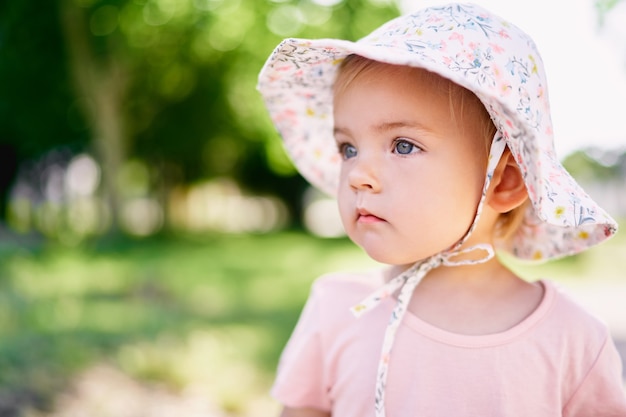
257, 3, 618, 261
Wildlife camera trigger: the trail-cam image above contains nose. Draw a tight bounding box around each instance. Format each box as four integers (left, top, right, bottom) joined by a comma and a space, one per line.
346, 155, 381, 192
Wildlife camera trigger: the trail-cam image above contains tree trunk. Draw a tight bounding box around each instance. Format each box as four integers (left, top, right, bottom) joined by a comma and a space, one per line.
58, 0, 127, 232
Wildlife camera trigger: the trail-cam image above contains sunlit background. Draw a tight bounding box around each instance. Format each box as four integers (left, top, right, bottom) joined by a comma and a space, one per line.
0, 0, 624, 416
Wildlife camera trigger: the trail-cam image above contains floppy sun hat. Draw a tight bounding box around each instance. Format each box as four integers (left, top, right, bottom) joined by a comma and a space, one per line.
257, 2, 617, 262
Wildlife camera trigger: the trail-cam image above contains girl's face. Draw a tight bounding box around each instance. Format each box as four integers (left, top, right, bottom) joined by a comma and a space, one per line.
334, 64, 490, 266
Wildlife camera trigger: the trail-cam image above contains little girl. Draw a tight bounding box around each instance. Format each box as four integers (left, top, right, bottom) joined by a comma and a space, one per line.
258, 3, 626, 416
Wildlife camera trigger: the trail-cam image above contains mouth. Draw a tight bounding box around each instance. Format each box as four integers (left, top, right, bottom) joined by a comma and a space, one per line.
357, 208, 385, 223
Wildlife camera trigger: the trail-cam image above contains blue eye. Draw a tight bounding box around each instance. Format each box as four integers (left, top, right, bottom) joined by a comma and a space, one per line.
339, 143, 357, 159
394, 140, 418, 155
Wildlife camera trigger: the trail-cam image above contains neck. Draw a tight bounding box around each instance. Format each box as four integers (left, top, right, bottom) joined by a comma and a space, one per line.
403, 255, 543, 336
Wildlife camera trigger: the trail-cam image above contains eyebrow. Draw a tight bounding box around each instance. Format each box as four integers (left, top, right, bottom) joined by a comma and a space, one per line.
373, 121, 432, 133
333, 121, 432, 136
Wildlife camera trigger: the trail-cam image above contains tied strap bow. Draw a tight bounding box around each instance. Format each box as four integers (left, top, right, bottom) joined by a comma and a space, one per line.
350, 243, 495, 317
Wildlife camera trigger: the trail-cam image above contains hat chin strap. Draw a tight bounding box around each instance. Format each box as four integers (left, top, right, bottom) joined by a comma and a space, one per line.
350, 133, 507, 417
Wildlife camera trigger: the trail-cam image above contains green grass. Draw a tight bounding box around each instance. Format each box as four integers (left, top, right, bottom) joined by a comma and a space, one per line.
0, 228, 623, 415
0, 232, 372, 415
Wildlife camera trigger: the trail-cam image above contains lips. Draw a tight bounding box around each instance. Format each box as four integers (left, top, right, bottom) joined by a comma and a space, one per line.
357, 208, 385, 223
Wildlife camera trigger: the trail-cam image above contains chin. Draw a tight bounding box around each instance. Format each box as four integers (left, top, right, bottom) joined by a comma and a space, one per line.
361, 247, 422, 267
359, 240, 451, 267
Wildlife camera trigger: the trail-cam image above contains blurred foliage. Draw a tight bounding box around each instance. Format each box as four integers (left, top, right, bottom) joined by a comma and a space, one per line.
0, 0, 400, 229
595, 0, 623, 18
0, 2, 84, 158
563, 149, 626, 182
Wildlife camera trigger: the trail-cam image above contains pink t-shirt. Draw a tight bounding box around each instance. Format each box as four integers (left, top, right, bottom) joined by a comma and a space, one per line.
272, 270, 626, 416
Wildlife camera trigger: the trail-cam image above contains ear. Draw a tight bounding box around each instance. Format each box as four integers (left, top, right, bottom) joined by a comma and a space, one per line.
488, 147, 528, 213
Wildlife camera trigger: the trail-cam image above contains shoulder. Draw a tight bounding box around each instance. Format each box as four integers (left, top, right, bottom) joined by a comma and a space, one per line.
543, 280, 610, 339
302, 268, 392, 338
309, 268, 388, 305
542, 282, 626, 413
539, 280, 613, 361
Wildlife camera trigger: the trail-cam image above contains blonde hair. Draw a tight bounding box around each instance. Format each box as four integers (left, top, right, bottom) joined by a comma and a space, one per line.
334, 54, 528, 242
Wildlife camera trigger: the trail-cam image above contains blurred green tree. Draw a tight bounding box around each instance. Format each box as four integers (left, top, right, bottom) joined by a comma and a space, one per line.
595, 0, 623, 20
0, 1, 88, 217
562, 149, 622, 182
0, 0, 400, 231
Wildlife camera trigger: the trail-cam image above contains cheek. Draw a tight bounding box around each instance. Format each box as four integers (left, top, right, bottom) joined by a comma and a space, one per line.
418, 163, 483, 224
446, 153, 486, 198
337, 187, 353, 225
